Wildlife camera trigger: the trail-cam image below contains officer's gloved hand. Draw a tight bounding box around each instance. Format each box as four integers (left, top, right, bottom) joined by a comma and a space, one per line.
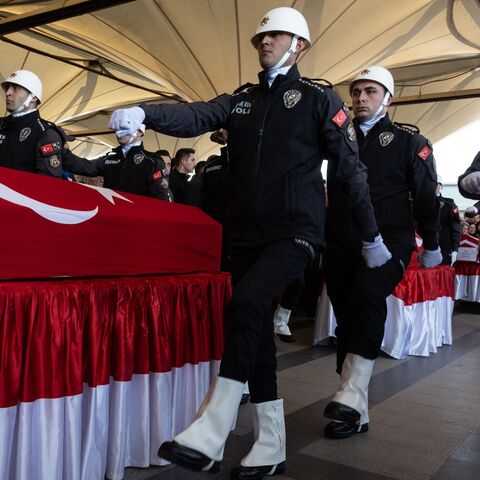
461, 172, 480, 195
418, 247, 442, 268
362, 234, 392, 268
451, 251, 457, 265
109, 107, 145, 134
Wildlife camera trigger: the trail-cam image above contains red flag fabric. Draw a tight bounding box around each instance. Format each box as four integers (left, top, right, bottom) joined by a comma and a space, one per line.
0, 167, 222, 279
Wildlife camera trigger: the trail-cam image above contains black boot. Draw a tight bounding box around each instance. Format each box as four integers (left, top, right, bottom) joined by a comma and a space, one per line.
230, 461, 286, 479
323, 400, 360, 424
324, 421, 369, 439
157, 377, 245, 473
158, 441, 221, 473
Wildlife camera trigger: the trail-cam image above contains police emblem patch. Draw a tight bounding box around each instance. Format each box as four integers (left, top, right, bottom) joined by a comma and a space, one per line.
283, 90, 302, 109
49, 155, 61, 168
347, 123, 356, 142
134, 154, 144, 164
379, 132, 394, 147
19, 127, 31, 142
160, 178, 169, 189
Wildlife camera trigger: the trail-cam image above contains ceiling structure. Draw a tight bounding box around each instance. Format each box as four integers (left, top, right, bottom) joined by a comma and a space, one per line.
0, 0, 479, 160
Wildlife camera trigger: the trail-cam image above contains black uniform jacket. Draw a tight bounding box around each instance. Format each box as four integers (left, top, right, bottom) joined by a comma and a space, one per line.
142, 64, 378, 249
169, 168, 200, 206
458, 151, 480, 200
0, 110, 64, 177
63, 144, 170, 200
200, 146, 229, 224
326, 114, 440, 255
439, 195, 461, 254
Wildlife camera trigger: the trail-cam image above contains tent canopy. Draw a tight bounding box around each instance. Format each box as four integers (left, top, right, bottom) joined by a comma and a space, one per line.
1, 0, 479, 160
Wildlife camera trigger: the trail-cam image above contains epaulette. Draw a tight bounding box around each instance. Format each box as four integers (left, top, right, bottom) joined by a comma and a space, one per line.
298, 77, 329, 93
232, 82, 257, 96
393, 122, 420, 135
302, 77, 334, 88
142, 151, 157, 163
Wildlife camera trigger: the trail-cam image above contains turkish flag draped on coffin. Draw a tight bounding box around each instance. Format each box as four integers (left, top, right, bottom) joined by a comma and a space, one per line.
0, 167, 222, 279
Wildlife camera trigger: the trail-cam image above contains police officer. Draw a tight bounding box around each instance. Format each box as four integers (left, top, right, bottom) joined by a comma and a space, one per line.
62, 125, 171, 200
109, 8, 390, 479
323, 66, 441, 439
437, 176, 461, 265
0, 70, 66, 177
458, 151, 480, 199
169, 148, 199, 205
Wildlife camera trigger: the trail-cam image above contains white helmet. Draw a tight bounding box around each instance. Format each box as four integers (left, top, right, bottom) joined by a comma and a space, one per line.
251, 7, 310, 48
350, 65, 394, 97
1, 70, 43, 103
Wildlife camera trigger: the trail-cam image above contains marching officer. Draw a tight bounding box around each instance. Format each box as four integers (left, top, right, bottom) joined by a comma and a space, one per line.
0, 70, 66, 177
109, 8, 389, 479
323, 66, 441, 439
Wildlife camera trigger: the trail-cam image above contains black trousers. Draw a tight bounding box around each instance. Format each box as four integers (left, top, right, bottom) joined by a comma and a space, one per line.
280, 274, 305, 310
219, 239, 313, 403
325, 238, 413, 373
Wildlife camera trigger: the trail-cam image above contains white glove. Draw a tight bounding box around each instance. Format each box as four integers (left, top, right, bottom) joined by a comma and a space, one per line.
418, 247, 442, 268
362, 234, 392, 268
109, 107, 145, 136
461, 172, 480, 195
451, 251, 457, 265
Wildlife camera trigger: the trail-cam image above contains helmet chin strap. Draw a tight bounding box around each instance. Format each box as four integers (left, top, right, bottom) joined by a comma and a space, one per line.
372, 91, 391, 118
12, 93, 34, 116
268, 35, 299, 71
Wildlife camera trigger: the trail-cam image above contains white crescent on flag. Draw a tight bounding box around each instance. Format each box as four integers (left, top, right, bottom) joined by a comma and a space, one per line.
0, 182, 98, 225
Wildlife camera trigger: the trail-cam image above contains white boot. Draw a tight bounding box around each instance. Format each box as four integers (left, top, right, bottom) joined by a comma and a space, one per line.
231, 399, 286, 479
273, 305, 295, 342
158, 376, 245, 472
324, 353, 374, 425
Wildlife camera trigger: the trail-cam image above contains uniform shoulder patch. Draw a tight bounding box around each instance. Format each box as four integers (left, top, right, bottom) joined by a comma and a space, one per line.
332, 108, 347, 127
40, 142, 61, 155
393, 122, 420, 135
232, 82, 257, 96
417, 145, 432, 161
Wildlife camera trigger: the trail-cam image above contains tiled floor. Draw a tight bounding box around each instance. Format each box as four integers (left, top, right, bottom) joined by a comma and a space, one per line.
124, 301, 480, 480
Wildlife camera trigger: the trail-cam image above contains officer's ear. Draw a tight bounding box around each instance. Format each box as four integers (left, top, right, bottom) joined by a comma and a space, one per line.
29, 96, 41, 109
296, 38, 307, 54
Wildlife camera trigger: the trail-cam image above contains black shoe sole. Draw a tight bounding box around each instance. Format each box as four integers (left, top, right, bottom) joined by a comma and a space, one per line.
276, 334, 296, 343
324, 421, 369, 439
230, 461, 286, 479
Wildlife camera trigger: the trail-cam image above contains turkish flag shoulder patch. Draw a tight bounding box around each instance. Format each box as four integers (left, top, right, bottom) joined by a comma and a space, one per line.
332, 109, 347, 127
417, 145, 431, 160
40, 143, 54, 155
153, 171, 162, 180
